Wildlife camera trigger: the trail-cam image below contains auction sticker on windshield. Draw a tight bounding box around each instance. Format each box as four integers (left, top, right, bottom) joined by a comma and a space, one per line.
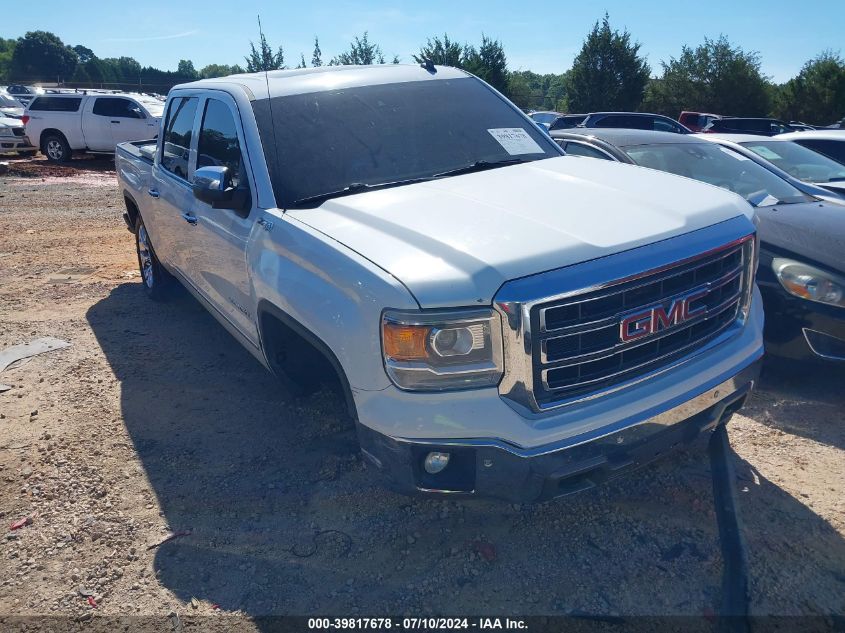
488, 128, 544, 155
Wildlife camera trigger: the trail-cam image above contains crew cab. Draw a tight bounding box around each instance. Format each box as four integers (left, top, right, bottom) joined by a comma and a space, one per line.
23, 92, 164, 162
115, 65, 764, 502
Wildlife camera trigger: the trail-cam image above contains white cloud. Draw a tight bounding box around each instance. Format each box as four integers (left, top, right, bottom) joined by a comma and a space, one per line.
103, 30, 198, 43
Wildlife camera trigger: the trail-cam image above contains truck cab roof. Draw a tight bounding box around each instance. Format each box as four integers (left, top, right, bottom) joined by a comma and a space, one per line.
173, 64, 471, 100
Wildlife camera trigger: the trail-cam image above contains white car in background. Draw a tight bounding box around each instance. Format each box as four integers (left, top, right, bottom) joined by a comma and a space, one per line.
0, 91, 25, 118
23, 92, 164, 162
0, 114, 37, 156
776, 130, 845, 167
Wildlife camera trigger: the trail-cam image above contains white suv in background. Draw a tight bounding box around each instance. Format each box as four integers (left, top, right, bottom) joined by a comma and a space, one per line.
23, 92, 164, 162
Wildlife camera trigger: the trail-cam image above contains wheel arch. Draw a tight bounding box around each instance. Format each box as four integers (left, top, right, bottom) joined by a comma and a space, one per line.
256, 299, 358, 420
39, 128, 69, 150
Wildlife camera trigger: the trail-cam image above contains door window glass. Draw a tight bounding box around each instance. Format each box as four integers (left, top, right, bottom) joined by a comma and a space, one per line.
161, 96, 198, 179
93, 97, 144, 118
196, 98, 243, 188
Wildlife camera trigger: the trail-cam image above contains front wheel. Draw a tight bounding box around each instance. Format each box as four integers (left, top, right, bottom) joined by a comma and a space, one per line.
135, 216, 171, 301
42, 133, 71, 163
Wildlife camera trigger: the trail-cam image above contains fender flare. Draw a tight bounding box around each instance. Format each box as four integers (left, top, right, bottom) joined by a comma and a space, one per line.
256, 299, 358, 420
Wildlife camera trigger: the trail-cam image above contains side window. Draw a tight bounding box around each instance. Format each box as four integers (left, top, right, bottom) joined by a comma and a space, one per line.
564, 142, 613, 160
93, 97, 144, 119
653, 118, 676, 132
161, 96, 198, 180
801, 140, 845, 163
28, 97, 82, 112
197, 98, 244, 189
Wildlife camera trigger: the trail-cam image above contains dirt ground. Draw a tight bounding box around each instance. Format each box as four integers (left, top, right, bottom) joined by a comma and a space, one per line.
0, 156, 843, 629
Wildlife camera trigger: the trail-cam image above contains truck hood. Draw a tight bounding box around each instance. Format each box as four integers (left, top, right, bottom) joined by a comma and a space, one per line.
287, 156, 754, 307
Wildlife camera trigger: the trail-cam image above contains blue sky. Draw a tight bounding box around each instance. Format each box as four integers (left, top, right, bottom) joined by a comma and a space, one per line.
3, 0, 843, 82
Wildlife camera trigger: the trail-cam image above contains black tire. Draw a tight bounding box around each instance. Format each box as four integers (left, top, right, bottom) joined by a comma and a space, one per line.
41, 132, 71, 163
135, 215, 171, 301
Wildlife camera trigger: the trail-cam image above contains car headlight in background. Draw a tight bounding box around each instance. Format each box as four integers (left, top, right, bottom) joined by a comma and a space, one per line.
0, 127, 15, 137
772, 258, 845, 307
382, 308, 503, 390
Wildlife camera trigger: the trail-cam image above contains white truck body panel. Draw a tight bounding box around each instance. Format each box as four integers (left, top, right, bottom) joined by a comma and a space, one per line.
290, 156, 753, 307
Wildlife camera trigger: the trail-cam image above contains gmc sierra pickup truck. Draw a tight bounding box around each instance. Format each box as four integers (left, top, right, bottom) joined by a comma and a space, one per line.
115, 65, 764, 502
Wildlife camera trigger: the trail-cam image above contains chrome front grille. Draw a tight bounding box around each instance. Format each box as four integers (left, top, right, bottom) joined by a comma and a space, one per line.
533, 241, 748, 406
494, 218, 757, 413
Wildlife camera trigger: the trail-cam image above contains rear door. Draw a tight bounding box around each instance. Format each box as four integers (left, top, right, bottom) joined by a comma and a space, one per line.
184, 93, 259, 343
147, 94, 200, 275
83, 98, 115, 151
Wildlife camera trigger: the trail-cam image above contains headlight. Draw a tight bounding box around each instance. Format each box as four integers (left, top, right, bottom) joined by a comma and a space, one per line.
773, 258, 845, 307
0, 127, 15, 137
381, 308, 503, 391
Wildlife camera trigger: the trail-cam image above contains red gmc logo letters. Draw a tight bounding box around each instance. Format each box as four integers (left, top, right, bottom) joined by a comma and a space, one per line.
620, 289, 709, 343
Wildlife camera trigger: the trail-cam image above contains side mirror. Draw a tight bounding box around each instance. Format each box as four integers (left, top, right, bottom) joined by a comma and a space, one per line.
193, 165, 250, 213
193, 166, 233, 204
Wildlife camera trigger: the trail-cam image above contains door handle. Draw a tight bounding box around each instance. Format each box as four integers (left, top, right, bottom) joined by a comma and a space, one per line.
181, 212, 197, 225
147, 188, 159, 198
111, 120, 121, 124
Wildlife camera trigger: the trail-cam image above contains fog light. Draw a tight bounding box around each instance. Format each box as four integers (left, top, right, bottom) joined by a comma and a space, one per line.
423, 451, 450, 474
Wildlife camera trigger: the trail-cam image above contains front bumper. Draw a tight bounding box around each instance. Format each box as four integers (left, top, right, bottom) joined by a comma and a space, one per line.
759, 284, 845, 363
358, 355, 762, 502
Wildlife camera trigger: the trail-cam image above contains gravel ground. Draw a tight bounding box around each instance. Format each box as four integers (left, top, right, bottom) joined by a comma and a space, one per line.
0, 156, 843, 629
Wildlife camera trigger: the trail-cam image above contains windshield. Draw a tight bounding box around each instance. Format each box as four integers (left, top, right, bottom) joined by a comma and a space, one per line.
741, 140, 845, 184
253, 77, 561, 208
623, 142, 813, 206
0, 93, 20, 107
136, 97, 164, 118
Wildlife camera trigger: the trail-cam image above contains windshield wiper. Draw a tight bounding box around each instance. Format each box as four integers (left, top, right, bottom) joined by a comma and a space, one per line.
289, 178, 433, 208
433, 158, 534, 179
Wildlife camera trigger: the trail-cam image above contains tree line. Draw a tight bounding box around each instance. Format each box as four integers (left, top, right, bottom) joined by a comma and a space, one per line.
1, 16, 843, 125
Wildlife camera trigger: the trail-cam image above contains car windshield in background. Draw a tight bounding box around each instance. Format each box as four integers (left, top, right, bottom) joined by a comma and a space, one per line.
137, 98, 164, 117
623, 142, 813, 207
0, 94, 20, 107
741, 140, 845, 183
254, 78, 560, 208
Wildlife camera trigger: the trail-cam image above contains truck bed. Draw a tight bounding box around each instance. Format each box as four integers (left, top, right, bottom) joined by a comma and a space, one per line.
117, 139, 157, 164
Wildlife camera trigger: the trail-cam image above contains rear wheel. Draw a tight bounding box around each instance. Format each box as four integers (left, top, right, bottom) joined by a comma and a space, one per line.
135, 216, 171, 301
42, 133, 71, 163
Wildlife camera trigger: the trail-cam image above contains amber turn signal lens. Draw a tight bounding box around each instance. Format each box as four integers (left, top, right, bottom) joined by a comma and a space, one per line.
383, 323, 430, 361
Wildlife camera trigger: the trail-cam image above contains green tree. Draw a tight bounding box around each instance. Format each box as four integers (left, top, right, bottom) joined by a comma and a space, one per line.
0, 37, 16, 81
199, 63, 244, 79
773, 51, 845, 125
245, 26, 285, 72
10, 31, 77, 82
101, 56, 142, 83
391, 55, 400, 64
567, 15, 650, 112
413, 34, 464, 67
506, 72, 533, 109
462, 35, 508, 94
297, 53, 307, 69
177, 59, 198, 80
330, 32, 383, 65
72, 45, 95, 64
311, 37, 322, 67
642, 36, 771, 117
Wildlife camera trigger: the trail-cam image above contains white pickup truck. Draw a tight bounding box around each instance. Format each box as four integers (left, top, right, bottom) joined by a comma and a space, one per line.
115, 65, 764, 502
23, 92, 163, 162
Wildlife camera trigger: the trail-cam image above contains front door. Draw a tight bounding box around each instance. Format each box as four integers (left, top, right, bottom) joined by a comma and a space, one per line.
92, 97, 152, 150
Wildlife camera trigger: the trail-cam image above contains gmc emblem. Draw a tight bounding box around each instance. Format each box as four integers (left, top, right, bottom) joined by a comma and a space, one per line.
620, 288, 709, 343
